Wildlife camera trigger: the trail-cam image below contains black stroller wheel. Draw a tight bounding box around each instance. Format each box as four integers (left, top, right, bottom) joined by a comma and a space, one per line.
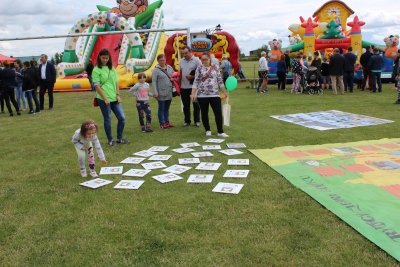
318, 89, 324, 95
308, 89, 314, 95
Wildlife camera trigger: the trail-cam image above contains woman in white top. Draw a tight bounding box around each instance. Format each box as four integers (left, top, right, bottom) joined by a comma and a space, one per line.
258, 51, 269, 93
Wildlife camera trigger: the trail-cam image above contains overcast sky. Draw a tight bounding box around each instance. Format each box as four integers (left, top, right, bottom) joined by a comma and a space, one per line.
0, 0, 398, 58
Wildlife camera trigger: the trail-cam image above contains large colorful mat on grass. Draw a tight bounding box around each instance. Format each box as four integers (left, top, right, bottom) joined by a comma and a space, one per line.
270, 110, 394, 131
250, 138, 400, 261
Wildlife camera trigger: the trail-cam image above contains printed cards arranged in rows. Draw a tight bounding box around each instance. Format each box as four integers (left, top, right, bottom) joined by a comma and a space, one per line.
80, 141, 249, 194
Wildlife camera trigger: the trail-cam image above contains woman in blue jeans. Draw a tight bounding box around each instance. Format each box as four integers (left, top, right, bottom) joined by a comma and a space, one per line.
92, 48, 130, 146
14, 60, 26, 111
152, 54, 174, 129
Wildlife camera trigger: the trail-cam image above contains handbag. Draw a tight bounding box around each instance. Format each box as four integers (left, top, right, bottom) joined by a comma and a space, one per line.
93, 69, 110, 107
159, 67, 179, 97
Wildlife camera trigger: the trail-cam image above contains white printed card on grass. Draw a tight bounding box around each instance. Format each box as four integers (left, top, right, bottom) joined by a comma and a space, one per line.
141, 161, 167, 170
205, 139, 225, 143
99, 166, 123, 175
162, 165, 191, 174
152, 173, 183, 183
212, 182, 244, 194
147, 146, 169, 152
122, 169, 151, 177
178, 158, 201, 165
80, 178, 113, 189
223, 170, 250, 178
187, 174, 214, 183
180, 142, 201, 148
202, 145, 222, 150
195, 162, 222, 171
172, 147, 195, 154
227, 159, 250, 166
133, 150, 158, 157
226, 143, 247, 149
114, 180, 145, 189
120, 157, 146, 164
191, 151, 214, 158
148, 155, 172, 161
219, 149, 243, 156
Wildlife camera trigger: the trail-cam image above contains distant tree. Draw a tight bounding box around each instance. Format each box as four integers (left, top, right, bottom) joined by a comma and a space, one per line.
50, 56, 56, 65
256, 45, 270, 58
239, 48, 246, 60
31, 57, 37, 62
54, 52, 64, 65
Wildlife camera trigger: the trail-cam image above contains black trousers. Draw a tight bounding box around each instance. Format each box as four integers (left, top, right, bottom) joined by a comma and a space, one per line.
3, 87, 19, 114
277, 71, 286, 89
0, 92, 4, 112
181, 88, 200, 124
40, 80, 54, 109
197, 97, 223, 134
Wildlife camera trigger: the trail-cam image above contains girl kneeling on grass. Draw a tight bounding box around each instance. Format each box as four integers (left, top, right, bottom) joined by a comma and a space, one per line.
129, 72, 154, 133
72, 120, 107, 178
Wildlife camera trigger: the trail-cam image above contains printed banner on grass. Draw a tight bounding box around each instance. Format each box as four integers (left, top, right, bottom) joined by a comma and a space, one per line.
250, 138, 400, 261
270, 110, 393, 131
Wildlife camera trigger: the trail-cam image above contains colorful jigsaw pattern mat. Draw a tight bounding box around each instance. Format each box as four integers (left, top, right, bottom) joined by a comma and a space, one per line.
270, 110, 394, 131
250, 138, 400, 261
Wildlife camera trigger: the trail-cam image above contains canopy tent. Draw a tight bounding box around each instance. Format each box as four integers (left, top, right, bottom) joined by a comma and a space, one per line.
0, 54, 16, 63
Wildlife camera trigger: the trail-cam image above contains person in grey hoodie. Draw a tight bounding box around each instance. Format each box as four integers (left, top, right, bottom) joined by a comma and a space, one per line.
367, 48, 384, 93
152, 54, 174, 129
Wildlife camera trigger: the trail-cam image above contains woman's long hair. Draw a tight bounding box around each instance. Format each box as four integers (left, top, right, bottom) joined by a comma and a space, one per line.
96, 49, 113, 69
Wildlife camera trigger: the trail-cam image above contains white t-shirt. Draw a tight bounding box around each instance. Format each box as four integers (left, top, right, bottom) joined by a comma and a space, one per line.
41, 62, 47, 79
259, 57, 268, 71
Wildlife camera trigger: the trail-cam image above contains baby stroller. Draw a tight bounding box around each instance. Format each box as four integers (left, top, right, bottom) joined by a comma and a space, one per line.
305, 66, 323, 95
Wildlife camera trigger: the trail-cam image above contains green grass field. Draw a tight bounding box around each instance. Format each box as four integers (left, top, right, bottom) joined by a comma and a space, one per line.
1, 67, 399, 266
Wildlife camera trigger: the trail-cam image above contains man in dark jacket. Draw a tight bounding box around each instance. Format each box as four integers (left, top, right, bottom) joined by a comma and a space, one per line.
38, 54, 56, 110
367, 48, 384, 93
343, 46, 357, 92
360, 45, 373, 91
329, 48, 345, 95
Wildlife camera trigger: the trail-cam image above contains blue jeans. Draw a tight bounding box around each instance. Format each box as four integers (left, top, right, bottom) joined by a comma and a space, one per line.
371, 72, 382, 92
157, 99, 171, 124
25, 89, 40, 112
97, 98, 126, 142
15, 84, 26, 109
343, 71, 354, 92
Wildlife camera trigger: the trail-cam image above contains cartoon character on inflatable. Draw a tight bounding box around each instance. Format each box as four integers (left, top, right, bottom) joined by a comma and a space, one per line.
268, 39, 283, 62
381, 35, 399, 59
112, 0, 148, 19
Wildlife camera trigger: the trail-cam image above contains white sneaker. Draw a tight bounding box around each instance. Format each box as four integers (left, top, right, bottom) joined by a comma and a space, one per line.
218, 133, 229, 138
80, 168, 87, 178
206, 131, 212, 136
89, 170, 98, 178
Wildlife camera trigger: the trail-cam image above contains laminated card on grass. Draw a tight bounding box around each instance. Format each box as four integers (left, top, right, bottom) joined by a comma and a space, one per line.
122, 169, 151, 177
195, 162, 222, 171
187, 174, 214, 183
148, 155, 172, 161
80, 178, 113, 189
153, 173, 183, 183
178, 158, 201, 165
172, 147, 195, 154
162, 165, 192, 174
202, 145, 222, 150
114, 180, 145, 189
133, 150, 158, 157
219, 149, 243, 156
226, 143, 247, 149
100, 166, 123, 175
180, 142, 201, 148
141, 161, 167, 170
227, 159, 250, 166
205, 139, 225, 143
191, 151, 214, 158
212, 182, 244, 194
223, 170, 250, 178
148, 146, 169, 152
120, 157, 146, 164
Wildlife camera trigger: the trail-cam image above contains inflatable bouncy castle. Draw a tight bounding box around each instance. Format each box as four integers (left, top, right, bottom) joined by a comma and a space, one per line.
164, 27, 240, 74
268, 0, 398, 81
54, 0, 167, 91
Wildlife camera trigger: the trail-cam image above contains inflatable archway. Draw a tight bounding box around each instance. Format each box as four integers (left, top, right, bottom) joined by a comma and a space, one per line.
164, 31, 240, 74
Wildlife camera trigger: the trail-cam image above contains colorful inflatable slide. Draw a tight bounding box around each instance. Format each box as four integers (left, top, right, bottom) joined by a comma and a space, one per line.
54, 0, 166, 91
